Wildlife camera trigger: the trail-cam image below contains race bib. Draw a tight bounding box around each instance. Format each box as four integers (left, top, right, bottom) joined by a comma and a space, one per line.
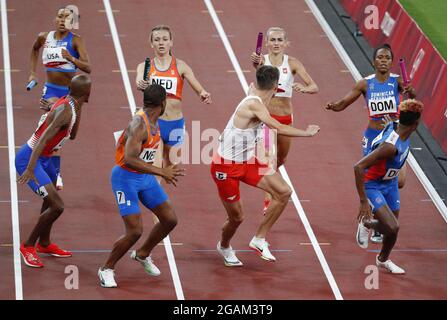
42, 47, 66, 67
368, 92, 397, 117
383, 168, 400, 180
139, 148, 157, 163
150, 76, 178, 96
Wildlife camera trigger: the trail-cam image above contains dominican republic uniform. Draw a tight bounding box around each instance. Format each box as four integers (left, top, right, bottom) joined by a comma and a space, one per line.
364, 123, 410, 213
363, 73, 400, 156
210, 96, 269, 203
111, 110, 168, 216
144, 56, 185, 146
263, 54, 294, 125
42, 31, 80, 99
15, 96, 77, 197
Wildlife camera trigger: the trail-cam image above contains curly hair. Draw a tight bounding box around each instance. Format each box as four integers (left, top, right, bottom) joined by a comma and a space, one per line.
399, 99, 424, 126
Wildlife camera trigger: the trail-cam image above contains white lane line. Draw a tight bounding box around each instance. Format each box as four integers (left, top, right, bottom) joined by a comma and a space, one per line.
204, 0, 343, 300
305, 0, 447, 224
1, 0, 23, 300
102, 0, 184, 300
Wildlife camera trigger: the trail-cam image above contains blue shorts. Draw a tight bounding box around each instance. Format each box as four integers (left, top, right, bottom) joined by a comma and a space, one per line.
15, 144, 56, 197
110, 165, 169, 216
365, 180, 400, 213
158, 118, 185, 146
362, 127, 382, 156
42, 82, 69, 100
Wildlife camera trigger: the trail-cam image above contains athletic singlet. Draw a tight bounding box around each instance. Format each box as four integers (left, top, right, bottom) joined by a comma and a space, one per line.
364, 123, 410, 183
146, 56, 183, 100
217, 96, 264, 162
365, 73, 400, 120
42, 31, 79, 72
27, 96, 77, 157
115, 110, 161, 172
264, 54, 293, 98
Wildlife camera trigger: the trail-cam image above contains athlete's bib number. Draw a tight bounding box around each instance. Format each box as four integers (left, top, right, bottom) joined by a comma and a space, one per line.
43, 47, 67, 67
150, 76, 178, 96
383, 168, 400, 180
368, 96, 397, 117
139, 148, 157, 163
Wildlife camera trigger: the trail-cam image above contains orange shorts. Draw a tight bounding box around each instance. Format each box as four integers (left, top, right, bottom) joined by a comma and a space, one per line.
270, 113, 293, 125
210, 154, 268, 203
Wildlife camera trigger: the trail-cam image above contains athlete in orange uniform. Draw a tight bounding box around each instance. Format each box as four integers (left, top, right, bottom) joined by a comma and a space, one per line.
250, 27, 319, 212
136, 25, 211, 166
98, 85, 184, 288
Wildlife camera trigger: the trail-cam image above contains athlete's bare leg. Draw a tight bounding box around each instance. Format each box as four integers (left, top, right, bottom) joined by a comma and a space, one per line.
257, 172, 292, 238
136, 201, 178, 258
220, 200, 245, 248
364, 207, 400, 262
24, 183, 64, 247
264, 135, 292, 204
103, 214, 143, 270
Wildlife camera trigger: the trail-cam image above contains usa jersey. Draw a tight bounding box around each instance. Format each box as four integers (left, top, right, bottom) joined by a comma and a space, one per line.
364, 123, 410, 183
365, 73, 400, 119
42, 31, 79, 72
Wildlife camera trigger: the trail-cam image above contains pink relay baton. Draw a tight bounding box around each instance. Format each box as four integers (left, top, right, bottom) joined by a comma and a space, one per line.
256, 32, 263, 55
399, 58, 410, 86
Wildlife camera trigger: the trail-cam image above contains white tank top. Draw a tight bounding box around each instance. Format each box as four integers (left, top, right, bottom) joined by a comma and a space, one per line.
217, 96, 264, 162
264, 54, 293, 98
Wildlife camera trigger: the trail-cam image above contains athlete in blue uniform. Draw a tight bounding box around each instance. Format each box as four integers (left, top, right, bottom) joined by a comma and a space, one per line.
353, 99, 424, 274
326, 44, 416, 243
28, 6, 91, 190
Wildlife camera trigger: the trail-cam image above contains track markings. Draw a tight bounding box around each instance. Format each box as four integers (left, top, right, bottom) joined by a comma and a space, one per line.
300, 242, 331, 246
202, 9, 223, 14
227, 69, 250, 73
0, 69, 19, 72
204, 0, 343, 300
112, 69, 136, 73
212, 34, 234, 38
0, 105, 22, 109
104, 33, 126, 37
0, 145, 21, 148
0, 200, 29, 203
1, 0, 23, 300
98, 9, 119, 13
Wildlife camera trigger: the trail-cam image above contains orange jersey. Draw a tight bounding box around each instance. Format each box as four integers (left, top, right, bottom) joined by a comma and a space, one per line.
115, 110, 161, 173
146, 56, 184, 100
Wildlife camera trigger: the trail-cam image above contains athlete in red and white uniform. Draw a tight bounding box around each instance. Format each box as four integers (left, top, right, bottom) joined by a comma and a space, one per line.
250, 27, 319, 211
15, 75, 91, 268
211, 66, 320, 267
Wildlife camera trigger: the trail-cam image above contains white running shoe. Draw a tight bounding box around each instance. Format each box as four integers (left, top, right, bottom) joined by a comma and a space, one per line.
56, 174, 63, 191
356, 219, 370, 249
249, 237, 276, 261
216, 242, 243, 267
130, 250, 161, 276
370, 231, 383, 244
376, 256, 405, 274
98, 268, 118, 288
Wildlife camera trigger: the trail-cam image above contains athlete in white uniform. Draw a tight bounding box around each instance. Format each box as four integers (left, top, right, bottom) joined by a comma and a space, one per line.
250, 27, 319, 212
210, 66, 320, 267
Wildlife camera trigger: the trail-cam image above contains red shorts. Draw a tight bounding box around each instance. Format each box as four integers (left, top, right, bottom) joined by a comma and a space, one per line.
210, 154, 269, 203
270, 113, 293, 125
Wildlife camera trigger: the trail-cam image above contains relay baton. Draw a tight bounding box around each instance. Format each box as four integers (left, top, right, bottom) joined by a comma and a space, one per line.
398, 58, 410, 86
143, 58, 151, 81
26, 80, 37, 91
256, 32, 263, 55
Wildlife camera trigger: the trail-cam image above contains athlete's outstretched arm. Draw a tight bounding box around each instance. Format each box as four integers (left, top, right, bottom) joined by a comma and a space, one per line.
28, 32, 47, 84
63, 35, 91, 73
290, 57, 318, 94
135, 62, 149, 91
123, 116, 185, 185
17, 107, 71, 184
326, 79, 366, 112
251, 101, 320, 137
178, 60, 211, 104
354, 143, 396, 221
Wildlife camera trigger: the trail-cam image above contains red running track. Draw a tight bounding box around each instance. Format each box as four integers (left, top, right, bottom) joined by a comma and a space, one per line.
0, 0, 446, 300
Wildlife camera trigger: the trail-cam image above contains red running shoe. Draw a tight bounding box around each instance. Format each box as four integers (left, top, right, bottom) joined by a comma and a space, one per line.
36, 243, 72, 257
20, 244, 43, 268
